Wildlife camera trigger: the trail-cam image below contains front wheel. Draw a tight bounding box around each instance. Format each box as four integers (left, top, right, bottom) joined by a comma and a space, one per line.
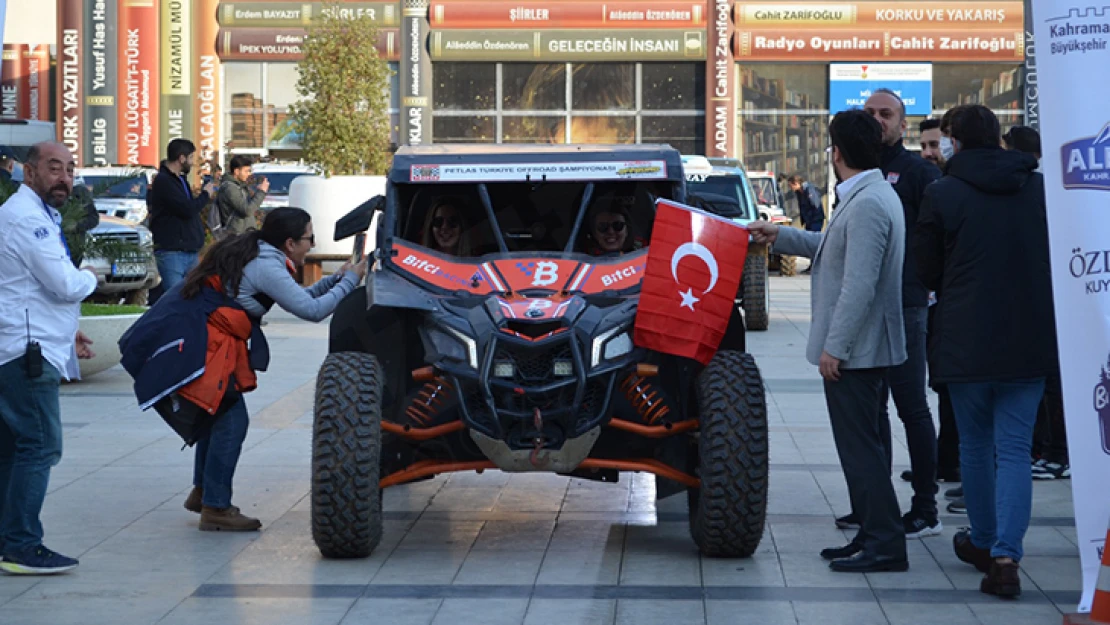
688, 350, 769, 557
312, 352, 383, 559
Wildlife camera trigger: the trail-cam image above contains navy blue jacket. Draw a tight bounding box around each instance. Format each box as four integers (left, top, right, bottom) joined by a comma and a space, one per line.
147, 162, 212, 253
881, 140, 942, 308
119, 281, 270, 413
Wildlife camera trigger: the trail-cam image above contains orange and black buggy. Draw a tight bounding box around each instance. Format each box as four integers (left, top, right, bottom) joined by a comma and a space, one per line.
313, 144, 768, 559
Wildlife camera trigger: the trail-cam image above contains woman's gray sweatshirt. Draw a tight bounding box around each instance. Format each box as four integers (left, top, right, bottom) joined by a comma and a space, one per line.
235, 241, 358, 322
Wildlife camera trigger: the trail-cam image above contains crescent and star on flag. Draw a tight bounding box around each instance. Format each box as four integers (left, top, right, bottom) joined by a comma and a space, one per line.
670, 242, 720, 311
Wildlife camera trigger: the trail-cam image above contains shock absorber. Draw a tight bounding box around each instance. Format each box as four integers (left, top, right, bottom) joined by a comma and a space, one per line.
620, 374, 671, 425
405, 376, 454, 426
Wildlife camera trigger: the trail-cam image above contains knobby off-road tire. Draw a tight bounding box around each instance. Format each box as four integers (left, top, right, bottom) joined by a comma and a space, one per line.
742, 247, 770, 331
688, 350, 769, 557
776, 254, 797, 277
312, 352, 383, 559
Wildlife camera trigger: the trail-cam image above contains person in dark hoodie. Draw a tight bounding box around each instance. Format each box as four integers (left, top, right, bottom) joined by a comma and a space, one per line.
914, 104, 1055, 599
831, 89, 943, 540
175, 207, 367, 531
147, 139, 218, 305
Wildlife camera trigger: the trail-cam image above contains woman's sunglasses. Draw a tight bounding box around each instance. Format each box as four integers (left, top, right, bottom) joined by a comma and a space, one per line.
432, 216, 460, 229
595, 221, 626, 234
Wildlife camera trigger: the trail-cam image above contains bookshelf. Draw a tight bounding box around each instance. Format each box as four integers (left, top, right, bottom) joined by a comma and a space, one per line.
737, 67, 828, 193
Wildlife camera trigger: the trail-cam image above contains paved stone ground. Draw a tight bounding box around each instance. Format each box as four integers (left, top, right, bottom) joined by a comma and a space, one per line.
0, 274, 1082, 624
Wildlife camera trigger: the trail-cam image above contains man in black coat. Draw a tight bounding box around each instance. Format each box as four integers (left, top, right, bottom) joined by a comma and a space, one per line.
827, 89, 942, 538
147, 139, 217, 305
914, 104, 1055, 598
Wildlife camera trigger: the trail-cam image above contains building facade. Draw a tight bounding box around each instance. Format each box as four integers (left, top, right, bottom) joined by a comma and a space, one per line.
35, 0, 1029, 190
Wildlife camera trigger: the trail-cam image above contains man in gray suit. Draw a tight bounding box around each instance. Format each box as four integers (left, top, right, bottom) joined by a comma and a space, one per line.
749, 110, 909, 572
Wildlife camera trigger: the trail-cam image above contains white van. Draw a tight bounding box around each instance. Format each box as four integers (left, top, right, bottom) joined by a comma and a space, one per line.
0, 119, 58, 180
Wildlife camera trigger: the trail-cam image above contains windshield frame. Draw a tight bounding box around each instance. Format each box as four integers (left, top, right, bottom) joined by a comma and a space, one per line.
684, 171, 759, 221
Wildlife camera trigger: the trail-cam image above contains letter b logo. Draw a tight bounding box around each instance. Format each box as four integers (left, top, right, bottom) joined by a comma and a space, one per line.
532, 262, 559, 287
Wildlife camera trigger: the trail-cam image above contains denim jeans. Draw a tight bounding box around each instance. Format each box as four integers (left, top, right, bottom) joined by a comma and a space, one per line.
882, 306, 938, 516
949, 378, 1045, 561
151, 250, 199, 304
192, 398, 250, 509
0, 356, 63, 554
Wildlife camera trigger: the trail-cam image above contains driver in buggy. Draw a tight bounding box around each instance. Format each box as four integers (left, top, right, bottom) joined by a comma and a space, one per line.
421, 196, 473, 257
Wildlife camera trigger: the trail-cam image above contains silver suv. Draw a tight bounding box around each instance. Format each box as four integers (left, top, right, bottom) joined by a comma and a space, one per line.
84, 215, 160, 306
76, 167, 157, 223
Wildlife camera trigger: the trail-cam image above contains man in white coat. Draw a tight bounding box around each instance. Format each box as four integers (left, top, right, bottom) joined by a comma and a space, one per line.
0, 142, 97, 574
748, 110, 909, 572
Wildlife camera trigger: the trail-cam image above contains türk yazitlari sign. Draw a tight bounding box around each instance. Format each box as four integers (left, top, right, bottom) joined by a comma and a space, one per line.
217, 2, 400, 27
732, 1, 1025, 61
215, 28, 400, 61
429, 1, 705, 29
430, 29, 706, 61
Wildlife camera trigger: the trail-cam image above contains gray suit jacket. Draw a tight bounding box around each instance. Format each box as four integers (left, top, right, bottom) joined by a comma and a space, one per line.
773, 170, 907, 370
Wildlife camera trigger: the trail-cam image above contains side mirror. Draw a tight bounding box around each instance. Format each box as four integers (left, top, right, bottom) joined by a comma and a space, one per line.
333, 195, 384, 241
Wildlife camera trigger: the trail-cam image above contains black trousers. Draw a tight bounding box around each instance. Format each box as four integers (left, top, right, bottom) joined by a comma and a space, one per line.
936, 385, 961, 475
1033, 373, 1068, 464
881, 306, 938, 516
825, 368, 907, 559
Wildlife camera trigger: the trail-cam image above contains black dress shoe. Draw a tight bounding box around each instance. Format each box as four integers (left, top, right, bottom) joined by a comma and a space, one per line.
829, 551, 909, 573
820, 542, 863, 561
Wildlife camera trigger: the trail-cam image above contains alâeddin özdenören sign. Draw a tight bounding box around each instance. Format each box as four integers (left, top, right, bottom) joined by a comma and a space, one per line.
430, 29, 706, 61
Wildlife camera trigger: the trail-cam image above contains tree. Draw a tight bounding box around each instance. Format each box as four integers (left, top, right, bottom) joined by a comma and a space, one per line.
289, 5, 394, 177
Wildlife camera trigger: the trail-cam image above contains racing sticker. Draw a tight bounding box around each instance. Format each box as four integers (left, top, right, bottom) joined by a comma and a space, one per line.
393, 243, 494, 293
492, 258, 582, 292
408, 160, 669, 183
568, 250, 649, 293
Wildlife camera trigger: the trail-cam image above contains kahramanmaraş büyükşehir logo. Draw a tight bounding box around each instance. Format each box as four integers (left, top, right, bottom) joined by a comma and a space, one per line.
1062, 122, 1110, 191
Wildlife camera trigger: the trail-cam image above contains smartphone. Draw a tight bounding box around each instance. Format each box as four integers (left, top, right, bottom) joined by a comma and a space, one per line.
352, 232, 367, 264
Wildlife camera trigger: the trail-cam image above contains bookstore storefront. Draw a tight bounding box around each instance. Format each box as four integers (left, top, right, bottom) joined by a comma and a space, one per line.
49, 0, 1029, 177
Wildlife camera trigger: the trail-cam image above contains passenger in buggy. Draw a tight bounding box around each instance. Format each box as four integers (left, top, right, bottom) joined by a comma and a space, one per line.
420, 196, 472, 257
582, 197, 644, 257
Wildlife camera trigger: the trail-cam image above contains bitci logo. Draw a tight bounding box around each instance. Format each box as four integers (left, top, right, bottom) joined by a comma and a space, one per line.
1062, 122, 1110, 191
1096, 354, 1110, 455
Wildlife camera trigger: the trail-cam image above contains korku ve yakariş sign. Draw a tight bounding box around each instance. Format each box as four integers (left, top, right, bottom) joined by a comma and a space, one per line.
430, 30, 706, 61
215, 28, 400, 61
217, 2, 400, 27
733, 1, 1024, 61
429, 0, 705, 29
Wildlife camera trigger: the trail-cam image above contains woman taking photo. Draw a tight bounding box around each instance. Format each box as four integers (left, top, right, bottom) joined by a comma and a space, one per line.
176, 207, 367, 531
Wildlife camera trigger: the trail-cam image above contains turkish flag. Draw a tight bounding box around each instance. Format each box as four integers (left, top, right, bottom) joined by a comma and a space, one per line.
633, 199, 749, 365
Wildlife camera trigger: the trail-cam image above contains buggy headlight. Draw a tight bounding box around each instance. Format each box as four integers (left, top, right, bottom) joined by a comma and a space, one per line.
431, 326, 478, 369
591, 326, 633, 368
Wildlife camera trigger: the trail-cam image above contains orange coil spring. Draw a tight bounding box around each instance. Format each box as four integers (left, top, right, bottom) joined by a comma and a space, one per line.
405, 377, 454, 426
620, 375, 671, 425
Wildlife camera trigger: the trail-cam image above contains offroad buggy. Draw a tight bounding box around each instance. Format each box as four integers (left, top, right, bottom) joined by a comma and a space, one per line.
314, 145, 768, 559
680, 156, 772, 330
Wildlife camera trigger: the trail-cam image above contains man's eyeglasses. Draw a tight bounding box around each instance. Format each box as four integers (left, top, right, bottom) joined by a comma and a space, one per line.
432, 216, 460, 229
595, 221, 627, 234
299, 235, 316, 246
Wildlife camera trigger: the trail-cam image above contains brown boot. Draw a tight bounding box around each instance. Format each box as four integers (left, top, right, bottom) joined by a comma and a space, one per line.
980, 559, 1021, 598
199, 506, 261, 532
184, 487, 203, 514
953, 529, 993, 573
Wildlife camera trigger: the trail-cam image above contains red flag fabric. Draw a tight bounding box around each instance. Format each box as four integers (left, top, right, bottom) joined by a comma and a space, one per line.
633, 199, 749, 365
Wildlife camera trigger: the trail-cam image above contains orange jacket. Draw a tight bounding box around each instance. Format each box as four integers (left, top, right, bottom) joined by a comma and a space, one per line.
178, 277, 258, 414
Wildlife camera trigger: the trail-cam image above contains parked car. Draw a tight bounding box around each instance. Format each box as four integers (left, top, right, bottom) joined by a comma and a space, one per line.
746, 170, 797, 277
75, 167, 158, 224
84, 215, 159, 306
249, 162, 320, 211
